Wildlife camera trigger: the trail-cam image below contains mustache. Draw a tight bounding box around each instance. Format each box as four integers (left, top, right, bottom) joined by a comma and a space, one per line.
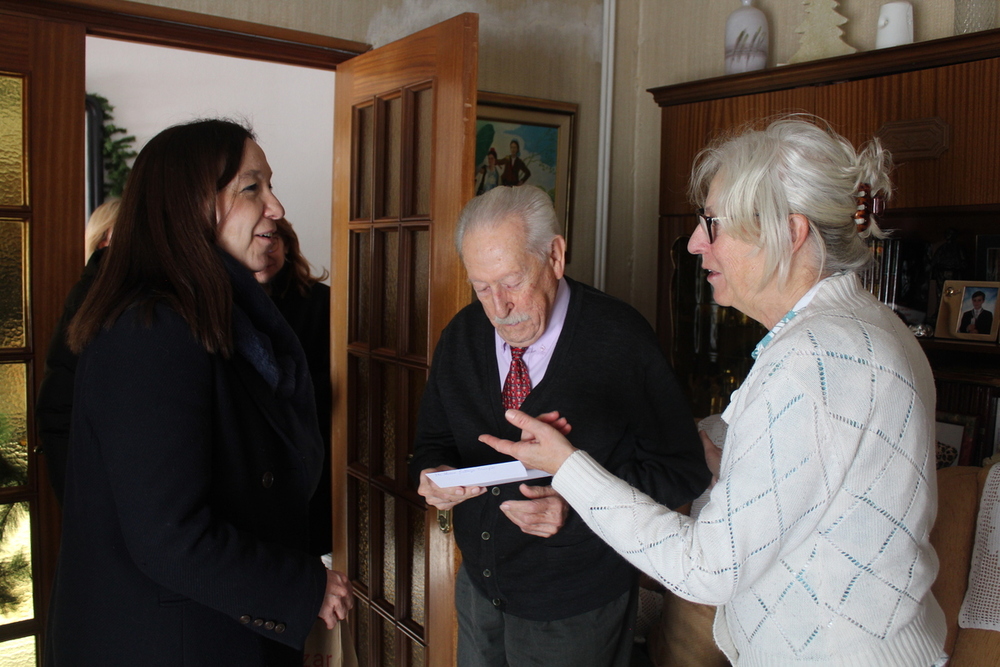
493, 312, 530, 326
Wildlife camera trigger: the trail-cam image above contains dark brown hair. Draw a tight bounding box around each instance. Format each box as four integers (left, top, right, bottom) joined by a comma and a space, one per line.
68, 119, 255, 356
271, 217, 329, 298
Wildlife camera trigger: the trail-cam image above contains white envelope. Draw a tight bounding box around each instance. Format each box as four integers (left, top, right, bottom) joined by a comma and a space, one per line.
426, 461, 551, 488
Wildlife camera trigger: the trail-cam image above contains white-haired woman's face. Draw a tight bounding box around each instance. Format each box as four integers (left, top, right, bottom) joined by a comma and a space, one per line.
687, 174, 769, 324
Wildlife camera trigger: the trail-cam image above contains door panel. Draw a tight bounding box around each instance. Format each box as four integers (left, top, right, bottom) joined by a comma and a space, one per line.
0, 12, 84, 660
332, 14, 477, 667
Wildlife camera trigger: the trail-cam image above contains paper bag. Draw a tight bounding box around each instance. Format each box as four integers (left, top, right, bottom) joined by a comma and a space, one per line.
303, 618, 358, 667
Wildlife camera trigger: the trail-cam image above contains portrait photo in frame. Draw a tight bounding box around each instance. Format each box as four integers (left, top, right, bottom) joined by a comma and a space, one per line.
934, 280, 1000, 342
475, 92, 576, 245
975, 234, 1000, 282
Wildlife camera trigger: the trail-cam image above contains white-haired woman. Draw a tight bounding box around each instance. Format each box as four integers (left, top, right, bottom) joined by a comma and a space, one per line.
482, 117, 947, 666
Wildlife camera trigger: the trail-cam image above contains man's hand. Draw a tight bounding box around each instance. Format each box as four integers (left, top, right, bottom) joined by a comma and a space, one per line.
318, 569, 354, 630
417, 466, 486, 510
700, 430, 722, 487
500, 484, 569, 537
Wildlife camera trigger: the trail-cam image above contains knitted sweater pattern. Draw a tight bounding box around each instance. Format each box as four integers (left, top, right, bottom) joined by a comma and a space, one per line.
554, 273, 947, 665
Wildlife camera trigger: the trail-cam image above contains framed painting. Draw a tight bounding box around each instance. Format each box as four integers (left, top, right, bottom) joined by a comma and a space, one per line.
975, 234, 1000, 282
934, 280, 1000, 342
475, 91, 577, 244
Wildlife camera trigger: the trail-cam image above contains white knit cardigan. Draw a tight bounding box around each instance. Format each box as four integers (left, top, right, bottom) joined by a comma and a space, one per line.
553, 273, 948, 666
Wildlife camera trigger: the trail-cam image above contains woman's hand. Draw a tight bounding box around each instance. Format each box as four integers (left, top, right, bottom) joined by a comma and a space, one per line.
479, 409, 577, 475
700, 430, 722, 487
318, 569, 354, 629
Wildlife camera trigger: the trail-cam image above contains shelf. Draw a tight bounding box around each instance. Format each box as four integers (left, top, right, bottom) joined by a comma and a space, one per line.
919, 338, 1000, 356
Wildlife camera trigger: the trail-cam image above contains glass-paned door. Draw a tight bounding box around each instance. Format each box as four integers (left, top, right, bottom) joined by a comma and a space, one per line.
0, 13, 85, 663
332, 14, 478, 667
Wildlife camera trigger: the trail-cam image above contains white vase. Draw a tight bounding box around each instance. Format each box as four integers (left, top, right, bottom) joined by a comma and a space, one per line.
954, 0, 997, 34
725, 0, 769, 74
876, 2, 914, 49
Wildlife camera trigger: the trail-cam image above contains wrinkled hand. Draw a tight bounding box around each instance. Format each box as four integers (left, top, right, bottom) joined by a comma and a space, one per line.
318, 569, 354, 629
479, 409, 577, 475
501, 484, 569, 537
417, 466, 486, 510
700, 430, 722, 487
535, 410, 572, 437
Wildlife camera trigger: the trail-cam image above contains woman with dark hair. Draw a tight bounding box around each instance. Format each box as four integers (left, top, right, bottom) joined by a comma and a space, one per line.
52, 119, 352, 666
255, 217, 333, 556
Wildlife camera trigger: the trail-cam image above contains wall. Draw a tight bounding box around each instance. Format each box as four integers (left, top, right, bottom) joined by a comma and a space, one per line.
86, 37, 336, 278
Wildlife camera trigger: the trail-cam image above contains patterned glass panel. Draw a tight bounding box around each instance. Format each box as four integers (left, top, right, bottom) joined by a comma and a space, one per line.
407, 637, 427, 667
350, 354, 370, 469
378, 614, 396, 667
407, 369, 427, 456
381, 493, 396, 607
0, 501, 33, 626
380, 96, 401, 219
377, 361, 398, 480
0, 220, 26, 349
356, 597, 371, 667
407, 501, 426, 627
355, 104, 373, 221
0, 635, 35, 666
351, 477, 370, 589
0, 363, 28, 488
350, 230, 371, 345
0, 76, 25, 208
410, 87, 433, 217
407, 228, 430, 358
378, 229, 399, 351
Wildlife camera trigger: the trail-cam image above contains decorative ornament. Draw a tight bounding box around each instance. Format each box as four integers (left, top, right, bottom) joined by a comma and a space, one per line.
725, 0, 769, 75
787, 0, 857, 64
875, 2, 914, 49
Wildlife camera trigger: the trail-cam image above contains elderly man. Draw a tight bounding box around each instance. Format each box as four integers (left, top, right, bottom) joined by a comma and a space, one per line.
409, 185, 709, 667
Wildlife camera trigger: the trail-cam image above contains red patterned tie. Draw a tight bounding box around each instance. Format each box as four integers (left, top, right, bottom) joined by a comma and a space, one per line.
502, 347, 531, 410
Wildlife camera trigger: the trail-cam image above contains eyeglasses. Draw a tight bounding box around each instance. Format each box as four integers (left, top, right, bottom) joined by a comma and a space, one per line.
696, 208, 728, 244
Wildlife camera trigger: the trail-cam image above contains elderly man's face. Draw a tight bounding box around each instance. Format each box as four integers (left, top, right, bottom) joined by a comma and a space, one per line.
462, 216, 566, 347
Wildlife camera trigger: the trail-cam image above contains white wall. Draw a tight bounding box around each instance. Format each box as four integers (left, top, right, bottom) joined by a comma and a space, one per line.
86, 37, 336, 280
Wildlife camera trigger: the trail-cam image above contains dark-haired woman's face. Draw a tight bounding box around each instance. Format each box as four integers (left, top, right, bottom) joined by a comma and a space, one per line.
216, 139, 284, 272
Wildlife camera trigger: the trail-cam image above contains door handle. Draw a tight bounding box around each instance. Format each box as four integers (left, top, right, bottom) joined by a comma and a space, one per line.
437, 509, 452, 533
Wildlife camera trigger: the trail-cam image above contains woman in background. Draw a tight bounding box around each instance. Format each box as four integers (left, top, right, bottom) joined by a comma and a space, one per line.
483, 117, 948, 666
255, 217, 333, 556
50, 119, 351, 666
37, 197, 120, 504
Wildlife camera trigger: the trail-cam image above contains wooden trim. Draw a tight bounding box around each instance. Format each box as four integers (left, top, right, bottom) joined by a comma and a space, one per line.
477, 91, 578, 115
0, 0, 369, 69
650, 28, 1000, 107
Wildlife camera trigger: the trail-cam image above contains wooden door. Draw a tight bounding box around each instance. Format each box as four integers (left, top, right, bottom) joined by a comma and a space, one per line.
0, 13, 84, 660
331, 14, 478, 667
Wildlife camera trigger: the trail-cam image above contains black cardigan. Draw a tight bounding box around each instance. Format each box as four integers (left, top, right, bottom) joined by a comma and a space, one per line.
409, 277, 710, 621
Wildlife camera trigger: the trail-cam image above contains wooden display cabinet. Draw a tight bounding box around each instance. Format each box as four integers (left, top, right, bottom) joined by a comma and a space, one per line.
651, 29, 1000, 460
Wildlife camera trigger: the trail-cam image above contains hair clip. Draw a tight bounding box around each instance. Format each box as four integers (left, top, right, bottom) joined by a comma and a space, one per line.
853, 183, 884, 233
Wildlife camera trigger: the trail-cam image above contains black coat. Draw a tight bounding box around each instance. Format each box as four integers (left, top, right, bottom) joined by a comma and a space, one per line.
269, 269, 332, 556
35, 248, 105, 503
960, 307, 993, 334
47, 256, 327, 666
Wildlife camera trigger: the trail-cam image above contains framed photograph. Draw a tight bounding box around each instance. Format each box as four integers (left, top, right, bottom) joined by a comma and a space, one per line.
476, 92, 577, 245
975, 234, 1000, 282
935, 412, 978, 468
934, 280, 1000, 342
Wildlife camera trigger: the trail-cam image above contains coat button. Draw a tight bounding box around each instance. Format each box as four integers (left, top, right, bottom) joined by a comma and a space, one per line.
275, 623, 286, 634
491, 487, 500, 496
239, 615, 251, 624
483, 569, 491, 577
492, 598, 501, 607
264, 621, 275, 630
481, 531, 490, 540
262, 471, 274, 488
253, 618, 264, 627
